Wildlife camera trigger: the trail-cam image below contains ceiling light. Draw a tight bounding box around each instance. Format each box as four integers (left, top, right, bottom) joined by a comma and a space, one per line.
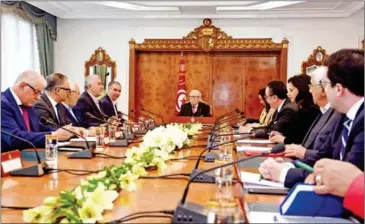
217, 1, 303, 11
95, 1, 179, 11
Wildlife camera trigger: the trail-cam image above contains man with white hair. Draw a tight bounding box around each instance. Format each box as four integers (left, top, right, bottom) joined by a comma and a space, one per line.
1, 70, 74, 152
179, 89, 211, 117
63, 81, 81, 126
73, 75, 105, 128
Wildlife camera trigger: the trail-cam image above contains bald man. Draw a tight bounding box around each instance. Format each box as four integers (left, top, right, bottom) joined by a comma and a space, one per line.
179, 89, 211, 117
73, 75, 105, 128
1, 71, 74, 152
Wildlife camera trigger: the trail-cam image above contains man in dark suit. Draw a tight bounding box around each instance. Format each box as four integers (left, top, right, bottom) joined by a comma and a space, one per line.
178, 89, 211, 117
1, 71, 74, 152
253, 81, 298, 138
73, 75, 105, 128
100, 81, 121, 118
259, 49, 364, 188
34, 73, 71, 129
62, 81, 81, 127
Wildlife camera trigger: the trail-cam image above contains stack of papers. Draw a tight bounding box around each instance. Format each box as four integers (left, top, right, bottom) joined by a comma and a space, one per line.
70, 137, 96, 142
240, 171, 284, 188
236, 145, 272, 153
237, 139, 274, 144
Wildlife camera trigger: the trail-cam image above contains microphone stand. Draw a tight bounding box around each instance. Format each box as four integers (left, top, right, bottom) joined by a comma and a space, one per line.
1, 130, 49, 177
86, 113, 131, 146
173, 144, 285, 223
141, 108, 166, 127
40, 117, 94, 159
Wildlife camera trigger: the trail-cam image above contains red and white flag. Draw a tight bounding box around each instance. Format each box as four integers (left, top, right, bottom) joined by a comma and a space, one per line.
175, 53, 187, 114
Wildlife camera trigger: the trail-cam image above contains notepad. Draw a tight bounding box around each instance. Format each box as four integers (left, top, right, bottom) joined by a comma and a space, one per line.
70, 137, 96, 142
236, 146, 272, 153
237, 139, 274, 144
240, 171, 284, 188
281, 185, 313, 214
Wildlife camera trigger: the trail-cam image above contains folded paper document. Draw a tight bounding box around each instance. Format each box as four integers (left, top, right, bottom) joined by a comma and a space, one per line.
240, 171, 285, 188
237, 139, 274, 144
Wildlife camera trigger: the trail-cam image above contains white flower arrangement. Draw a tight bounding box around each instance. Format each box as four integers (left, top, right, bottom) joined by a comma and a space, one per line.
23, 123, 201, 223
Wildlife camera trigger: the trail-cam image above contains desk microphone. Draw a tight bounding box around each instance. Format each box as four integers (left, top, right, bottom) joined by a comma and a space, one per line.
187, 135, 251, 183
131, 110, 157, 128
40, 117, 94, 159
1, 130, 49, 176
214, 109, 240, 124
173, 143, 285, 223
119, 111, 137, 121
141, 108, 166, 127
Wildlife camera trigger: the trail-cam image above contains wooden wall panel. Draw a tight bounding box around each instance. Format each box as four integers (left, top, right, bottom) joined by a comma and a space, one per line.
134, 52, 211, 123
244, 56, 279, 118
211, 55, 245, 117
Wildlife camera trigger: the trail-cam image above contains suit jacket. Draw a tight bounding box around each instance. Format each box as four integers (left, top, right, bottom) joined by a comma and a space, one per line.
1, 88, 52, 151
73, 92, 105, 128
34, 93, 68, 128
254, 99, 298, 138
283, 104, 320, 144
179, 102, 211, 117
285, 104, 364, 188
301, 108, 335, 149
100, 94, 119, 118
64, 105, 81, 127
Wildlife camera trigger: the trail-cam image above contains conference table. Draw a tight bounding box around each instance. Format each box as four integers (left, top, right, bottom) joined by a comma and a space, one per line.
1, 136, 286, 223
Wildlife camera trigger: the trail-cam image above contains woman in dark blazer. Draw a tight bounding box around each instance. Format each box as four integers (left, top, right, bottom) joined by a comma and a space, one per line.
270, 74, 320, 144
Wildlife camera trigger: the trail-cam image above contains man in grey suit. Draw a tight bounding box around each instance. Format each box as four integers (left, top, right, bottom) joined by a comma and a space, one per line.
34, 73, 72, 129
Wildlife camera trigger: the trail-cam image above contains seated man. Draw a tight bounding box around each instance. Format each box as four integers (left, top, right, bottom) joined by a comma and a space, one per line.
63, 81, 81, 127
178, 89, 211, 117
1, 71, 75, 152
34, 73, 71, 129
73, 75, 105, 128
252, 81, 298, 138
259, 49, 364, 188
100, 81, 122, 118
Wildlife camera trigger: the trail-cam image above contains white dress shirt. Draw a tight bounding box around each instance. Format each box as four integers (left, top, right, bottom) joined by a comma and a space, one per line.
45, 93, 60, 123
88, 91, 102, 112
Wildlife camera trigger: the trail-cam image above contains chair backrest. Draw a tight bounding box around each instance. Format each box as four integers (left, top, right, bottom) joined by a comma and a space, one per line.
301, 46, 329, 75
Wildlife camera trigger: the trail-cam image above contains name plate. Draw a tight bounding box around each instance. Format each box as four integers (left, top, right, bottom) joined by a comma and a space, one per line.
1, 150, 23, 177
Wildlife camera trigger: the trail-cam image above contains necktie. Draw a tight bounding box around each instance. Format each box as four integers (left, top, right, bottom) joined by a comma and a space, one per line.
55, 103, 62, 124
68, 107, 79, 123
192, 105, 198, 114
20, 105, 31, 131
340, 117, 352, 161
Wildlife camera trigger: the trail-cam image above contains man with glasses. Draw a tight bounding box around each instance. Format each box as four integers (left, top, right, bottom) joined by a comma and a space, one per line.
178, 89, 211, 117
258, 66, 342, 187
100, 81, 122, 118
253, 80, 298, 138
34, 73, 71, 128
1, 70, 74, 151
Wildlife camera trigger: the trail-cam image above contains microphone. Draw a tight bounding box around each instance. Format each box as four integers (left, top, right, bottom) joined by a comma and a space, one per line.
40, 117, 94, 159
189, 135, 251, 183
1, 130, 49, 176
85, 113, 131, 146
173, 143, 285, 223
119, 111, 137, 121
141, 108, 166, 127
214, 109, 240, 123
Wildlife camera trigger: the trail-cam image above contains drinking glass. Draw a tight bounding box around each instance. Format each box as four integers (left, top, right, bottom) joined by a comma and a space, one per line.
45, 134, 58, 167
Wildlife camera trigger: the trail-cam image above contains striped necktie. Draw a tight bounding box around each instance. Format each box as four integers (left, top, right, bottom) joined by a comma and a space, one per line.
340, 117, 352, 161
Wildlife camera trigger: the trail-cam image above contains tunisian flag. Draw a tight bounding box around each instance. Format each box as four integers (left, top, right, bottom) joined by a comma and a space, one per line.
175, 54, 187, 114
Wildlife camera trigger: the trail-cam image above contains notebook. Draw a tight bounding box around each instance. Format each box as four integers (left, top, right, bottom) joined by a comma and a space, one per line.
240, 171, 285, 188
280, 183, 345, 217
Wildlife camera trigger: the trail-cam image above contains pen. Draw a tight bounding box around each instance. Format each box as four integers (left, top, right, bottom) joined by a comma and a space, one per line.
294, 160, 314, 172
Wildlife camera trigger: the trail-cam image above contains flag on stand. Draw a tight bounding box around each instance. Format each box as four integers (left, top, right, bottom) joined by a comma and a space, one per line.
175, 53, 187, 114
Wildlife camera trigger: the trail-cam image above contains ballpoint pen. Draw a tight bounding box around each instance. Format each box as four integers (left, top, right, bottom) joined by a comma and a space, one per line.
294, 160, 314, 172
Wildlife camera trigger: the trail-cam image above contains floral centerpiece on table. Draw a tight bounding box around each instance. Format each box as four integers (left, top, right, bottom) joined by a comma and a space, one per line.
22, 123, 201, 223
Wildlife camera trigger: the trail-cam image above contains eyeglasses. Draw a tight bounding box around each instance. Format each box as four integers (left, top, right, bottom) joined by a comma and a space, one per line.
57, 87, 71, 94
319, 79, 332, 86
308, 83, 323, 88
264, 95, 274, 99
26, 83, 42, 95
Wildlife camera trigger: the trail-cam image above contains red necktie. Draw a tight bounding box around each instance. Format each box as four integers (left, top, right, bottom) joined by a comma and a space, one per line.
20, 106, 31, 131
